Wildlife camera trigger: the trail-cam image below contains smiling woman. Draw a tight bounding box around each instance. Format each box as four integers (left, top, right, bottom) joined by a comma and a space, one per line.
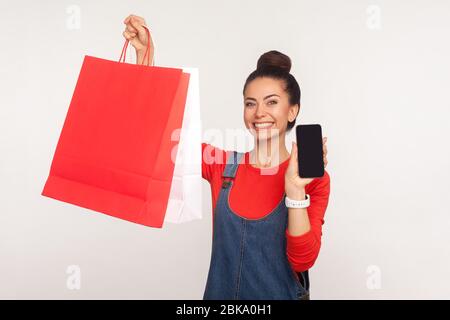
122, 14, 330, 300
200, 51, 331, 300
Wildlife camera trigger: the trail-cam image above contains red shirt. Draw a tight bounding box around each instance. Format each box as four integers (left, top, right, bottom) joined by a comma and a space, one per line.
202, 143, 331, 272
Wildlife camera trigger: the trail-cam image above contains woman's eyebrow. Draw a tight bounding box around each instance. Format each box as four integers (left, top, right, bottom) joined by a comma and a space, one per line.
245, 94, 280, 101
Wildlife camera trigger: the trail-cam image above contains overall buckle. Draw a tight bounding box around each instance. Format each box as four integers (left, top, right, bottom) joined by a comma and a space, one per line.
221, 178, 232, 189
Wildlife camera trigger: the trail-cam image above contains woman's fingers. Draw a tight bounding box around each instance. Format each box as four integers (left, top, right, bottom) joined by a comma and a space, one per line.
292, 141, 298, 159
124, 14, 143, 24
287, 141, 299, 176
124, 14, 146, 35
129, 16, 147, 36
124, 14, 132, 24
122, 30, 136, 40
126, 24, 138, 33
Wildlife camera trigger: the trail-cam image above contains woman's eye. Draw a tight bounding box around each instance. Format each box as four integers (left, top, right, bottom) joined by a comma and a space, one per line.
245, 101, 277, 107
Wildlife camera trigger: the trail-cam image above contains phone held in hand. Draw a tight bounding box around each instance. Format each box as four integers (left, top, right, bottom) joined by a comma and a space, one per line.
295, 124, 324, 178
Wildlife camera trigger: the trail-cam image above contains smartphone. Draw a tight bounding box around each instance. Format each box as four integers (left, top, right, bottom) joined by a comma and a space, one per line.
295, 124, 324, 178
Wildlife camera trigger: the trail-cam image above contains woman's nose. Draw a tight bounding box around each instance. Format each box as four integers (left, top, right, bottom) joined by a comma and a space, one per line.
255, 104, 266, 117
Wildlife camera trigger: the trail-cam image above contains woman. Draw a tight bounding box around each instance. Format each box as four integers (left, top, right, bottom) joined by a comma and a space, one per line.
122, 14, 330, 300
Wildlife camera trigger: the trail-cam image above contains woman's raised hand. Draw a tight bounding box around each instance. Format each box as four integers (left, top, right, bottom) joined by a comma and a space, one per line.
122, 14, 155, 65
285, 137, 328, 199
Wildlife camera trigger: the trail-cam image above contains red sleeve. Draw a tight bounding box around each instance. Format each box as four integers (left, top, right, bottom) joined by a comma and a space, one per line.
201, 142, 226, 182
201, 143, 229, 218
285, 170, 331, 272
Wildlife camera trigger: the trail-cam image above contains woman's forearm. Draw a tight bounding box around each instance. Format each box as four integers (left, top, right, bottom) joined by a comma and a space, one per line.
287, 188, 311, 236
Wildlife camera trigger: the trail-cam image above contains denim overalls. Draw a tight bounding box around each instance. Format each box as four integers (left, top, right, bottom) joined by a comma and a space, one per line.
203, 151, 310, 300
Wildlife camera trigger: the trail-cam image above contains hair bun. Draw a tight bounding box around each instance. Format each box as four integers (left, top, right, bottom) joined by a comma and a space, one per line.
256, 50, 291, 73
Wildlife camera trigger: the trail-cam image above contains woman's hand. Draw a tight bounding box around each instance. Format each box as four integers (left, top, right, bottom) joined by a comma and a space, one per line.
285, 137, 328, 199
122, 14, 155, 65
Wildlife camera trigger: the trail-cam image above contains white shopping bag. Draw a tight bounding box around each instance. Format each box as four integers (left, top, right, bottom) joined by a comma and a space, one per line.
164, 67, 202, 223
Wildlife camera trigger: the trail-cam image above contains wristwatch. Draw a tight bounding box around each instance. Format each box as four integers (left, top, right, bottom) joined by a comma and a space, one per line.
285, 194, 310, 209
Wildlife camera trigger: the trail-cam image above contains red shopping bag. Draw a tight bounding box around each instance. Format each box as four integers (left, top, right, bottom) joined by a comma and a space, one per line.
42, 31, 190, 228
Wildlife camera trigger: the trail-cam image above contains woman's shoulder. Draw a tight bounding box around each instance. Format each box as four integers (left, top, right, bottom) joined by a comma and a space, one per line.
202, 142, 240, 182
201, 142, 239, 166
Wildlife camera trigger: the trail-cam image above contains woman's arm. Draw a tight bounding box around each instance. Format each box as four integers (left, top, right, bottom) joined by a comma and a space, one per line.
285, 172, 330, 272
287, 188, 311, 236
284, 139, 329, 272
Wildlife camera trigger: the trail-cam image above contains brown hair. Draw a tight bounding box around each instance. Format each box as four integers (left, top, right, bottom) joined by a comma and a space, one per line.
243, 50, 301, 131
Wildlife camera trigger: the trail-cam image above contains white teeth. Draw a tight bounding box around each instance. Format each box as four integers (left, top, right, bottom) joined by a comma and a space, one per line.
254, 122, 274, 129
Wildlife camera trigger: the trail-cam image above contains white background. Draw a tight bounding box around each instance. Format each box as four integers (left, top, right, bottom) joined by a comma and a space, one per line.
1, 0, 449, 299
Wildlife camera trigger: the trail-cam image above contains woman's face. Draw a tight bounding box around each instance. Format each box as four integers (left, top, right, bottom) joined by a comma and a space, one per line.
243, 77, 299, 141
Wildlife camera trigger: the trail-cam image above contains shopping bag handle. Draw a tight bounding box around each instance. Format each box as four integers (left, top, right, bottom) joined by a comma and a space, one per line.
119, 24, 153, 66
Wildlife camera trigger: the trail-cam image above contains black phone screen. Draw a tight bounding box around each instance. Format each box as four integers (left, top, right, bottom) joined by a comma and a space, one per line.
296, 124, 324, 178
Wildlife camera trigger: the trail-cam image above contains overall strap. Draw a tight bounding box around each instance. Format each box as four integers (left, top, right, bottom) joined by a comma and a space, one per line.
221, 151, 244, 188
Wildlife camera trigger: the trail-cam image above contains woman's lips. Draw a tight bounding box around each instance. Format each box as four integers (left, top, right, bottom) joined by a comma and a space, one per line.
253, 122, 275, 130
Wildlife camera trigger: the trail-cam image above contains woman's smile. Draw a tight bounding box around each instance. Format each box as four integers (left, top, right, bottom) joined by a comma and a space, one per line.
253, 121, 275, 130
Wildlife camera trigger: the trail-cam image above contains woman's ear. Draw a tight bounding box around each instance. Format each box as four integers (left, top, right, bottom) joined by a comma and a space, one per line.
288, 104, 300, 122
